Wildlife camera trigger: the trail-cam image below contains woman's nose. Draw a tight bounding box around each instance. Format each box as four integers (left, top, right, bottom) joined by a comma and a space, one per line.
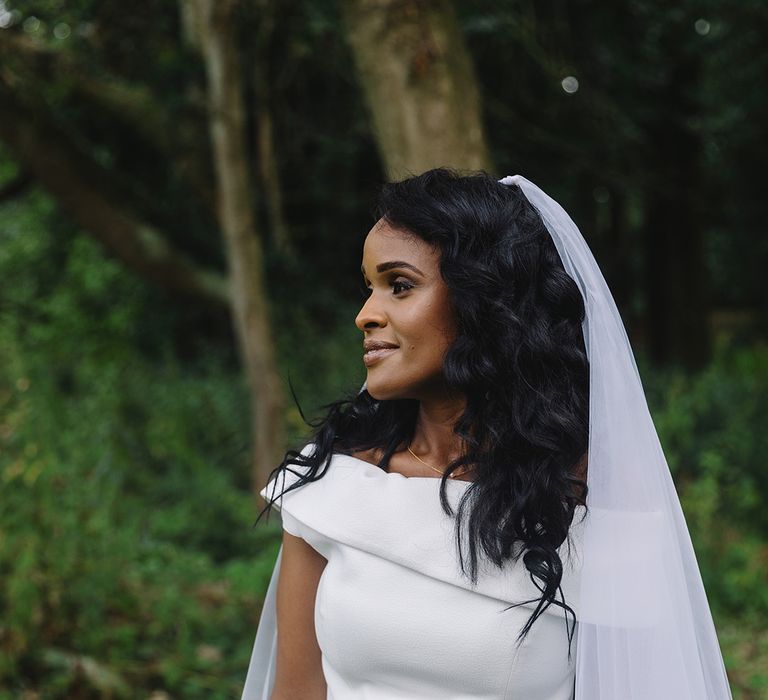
355, 292, 387, 331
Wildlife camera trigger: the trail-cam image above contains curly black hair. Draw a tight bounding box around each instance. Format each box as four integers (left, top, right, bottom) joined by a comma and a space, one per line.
257, 167, 590, 658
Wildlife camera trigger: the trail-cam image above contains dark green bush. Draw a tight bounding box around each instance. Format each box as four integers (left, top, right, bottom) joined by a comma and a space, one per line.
643, 337, 768, 620
0, 211, 282, 699
0, 332, 283, 699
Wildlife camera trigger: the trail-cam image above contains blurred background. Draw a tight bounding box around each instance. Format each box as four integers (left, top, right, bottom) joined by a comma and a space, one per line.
0, 0, 766, 698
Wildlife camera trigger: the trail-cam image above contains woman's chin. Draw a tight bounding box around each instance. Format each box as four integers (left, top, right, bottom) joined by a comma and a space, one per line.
365, 386, 387, 401
364, 381, 403, 402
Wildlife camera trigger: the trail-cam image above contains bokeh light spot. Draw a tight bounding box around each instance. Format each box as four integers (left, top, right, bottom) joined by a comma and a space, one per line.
22, 14, 40, 33
561, 76, 579, 94
53, 22, 71, 39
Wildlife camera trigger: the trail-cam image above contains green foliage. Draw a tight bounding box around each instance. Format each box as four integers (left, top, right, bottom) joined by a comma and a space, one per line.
0, 211, 280, 698
643, 338, 768, 625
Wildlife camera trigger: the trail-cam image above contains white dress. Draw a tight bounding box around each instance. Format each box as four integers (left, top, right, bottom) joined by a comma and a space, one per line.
242, 444, 586, 700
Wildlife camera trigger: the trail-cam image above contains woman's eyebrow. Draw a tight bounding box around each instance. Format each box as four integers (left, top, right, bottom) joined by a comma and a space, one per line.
360, 261, 425, 278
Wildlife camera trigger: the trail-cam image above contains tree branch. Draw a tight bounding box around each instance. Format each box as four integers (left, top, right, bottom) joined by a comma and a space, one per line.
0, 83, 229, 307
0, 31, 216, 213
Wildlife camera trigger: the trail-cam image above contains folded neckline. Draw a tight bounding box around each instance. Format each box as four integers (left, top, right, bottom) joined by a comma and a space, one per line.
333, 451, 475, 484
332, 452, 587, 514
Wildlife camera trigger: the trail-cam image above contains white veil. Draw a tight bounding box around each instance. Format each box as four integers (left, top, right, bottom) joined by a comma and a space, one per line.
503, 174, 732, 699
240, 174, 733, 699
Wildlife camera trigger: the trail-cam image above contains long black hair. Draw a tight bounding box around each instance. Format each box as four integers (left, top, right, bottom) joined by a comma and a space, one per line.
257, 167, 590, 656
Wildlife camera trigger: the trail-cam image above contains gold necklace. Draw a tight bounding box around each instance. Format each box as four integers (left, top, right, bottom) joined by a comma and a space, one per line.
406, 444, 473, 480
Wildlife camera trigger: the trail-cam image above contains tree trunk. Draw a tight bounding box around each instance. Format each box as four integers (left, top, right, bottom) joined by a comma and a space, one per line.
338, 0, 493, 179
250, 0, 293, 257
254, 73, 292, 257
183, 0, 286, 494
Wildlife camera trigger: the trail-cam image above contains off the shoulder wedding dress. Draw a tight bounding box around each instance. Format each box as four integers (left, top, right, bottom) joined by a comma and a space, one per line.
241, 444, 585, 700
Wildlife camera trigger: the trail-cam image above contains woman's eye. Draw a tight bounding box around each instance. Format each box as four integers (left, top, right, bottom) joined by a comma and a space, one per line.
359, 278, 414, 298
391, 279, 413, 295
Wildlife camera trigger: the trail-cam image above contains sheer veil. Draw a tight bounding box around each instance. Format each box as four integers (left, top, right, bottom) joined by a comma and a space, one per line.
240, 174, 733, 699
503, 174, 732, 699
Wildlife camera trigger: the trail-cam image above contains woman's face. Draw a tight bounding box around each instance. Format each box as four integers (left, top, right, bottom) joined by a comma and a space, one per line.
356, 218, 458, 401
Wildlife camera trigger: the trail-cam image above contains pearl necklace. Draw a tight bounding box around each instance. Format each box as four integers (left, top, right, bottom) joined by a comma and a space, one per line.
406, 444, 473, 480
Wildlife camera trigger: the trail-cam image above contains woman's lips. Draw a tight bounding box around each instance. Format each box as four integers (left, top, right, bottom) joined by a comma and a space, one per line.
363, 347, 398, 366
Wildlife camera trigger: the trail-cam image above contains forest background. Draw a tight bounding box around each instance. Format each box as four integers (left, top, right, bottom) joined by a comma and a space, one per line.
1, 0, 767, 698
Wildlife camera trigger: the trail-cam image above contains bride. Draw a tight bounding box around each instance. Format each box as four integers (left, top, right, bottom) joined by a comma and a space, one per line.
240, 168, 732, 700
